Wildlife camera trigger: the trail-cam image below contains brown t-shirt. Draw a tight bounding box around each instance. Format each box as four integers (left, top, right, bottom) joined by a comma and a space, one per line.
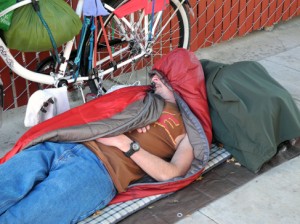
84, 102, 186, 192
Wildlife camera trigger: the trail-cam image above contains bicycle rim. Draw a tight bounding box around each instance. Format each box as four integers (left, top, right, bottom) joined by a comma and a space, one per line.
88, 0, 190, 94
36, 51, 78, 90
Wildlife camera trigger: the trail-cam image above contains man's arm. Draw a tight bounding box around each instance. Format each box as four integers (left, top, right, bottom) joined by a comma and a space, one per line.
96, 134, 194, 181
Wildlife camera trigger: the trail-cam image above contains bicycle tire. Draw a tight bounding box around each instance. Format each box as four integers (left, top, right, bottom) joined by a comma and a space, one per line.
35, 50, 78, 90
87, 0, 190, 94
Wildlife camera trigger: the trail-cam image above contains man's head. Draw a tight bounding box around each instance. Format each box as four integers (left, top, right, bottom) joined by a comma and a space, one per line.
151, 74, 175, 103
149, 48, 213, 144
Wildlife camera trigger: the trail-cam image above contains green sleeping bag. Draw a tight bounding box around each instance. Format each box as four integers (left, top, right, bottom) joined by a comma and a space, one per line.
202, 59, 300, 172
4, 0, 82, 52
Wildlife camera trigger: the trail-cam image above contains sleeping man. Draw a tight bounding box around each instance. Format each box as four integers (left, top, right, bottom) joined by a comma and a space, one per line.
0, 48, 212, 224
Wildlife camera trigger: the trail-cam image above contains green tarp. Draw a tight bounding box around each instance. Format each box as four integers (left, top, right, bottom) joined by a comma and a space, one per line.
4, 0, 82, 52
202, 59, 300, 172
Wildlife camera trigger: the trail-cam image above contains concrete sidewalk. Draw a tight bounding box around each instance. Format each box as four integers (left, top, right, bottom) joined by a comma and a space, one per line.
177, 16, 300, 224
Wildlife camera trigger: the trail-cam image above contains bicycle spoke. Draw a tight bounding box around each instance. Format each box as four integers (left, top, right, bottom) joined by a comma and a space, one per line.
85, 0, 190, 94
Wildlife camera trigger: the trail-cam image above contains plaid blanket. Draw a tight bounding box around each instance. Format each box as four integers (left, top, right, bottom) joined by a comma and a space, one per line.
80, 145, 230, 224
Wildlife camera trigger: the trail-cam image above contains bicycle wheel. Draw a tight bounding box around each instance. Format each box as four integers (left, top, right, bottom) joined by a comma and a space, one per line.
36, 51, 79, 90
87, 0, 190, 94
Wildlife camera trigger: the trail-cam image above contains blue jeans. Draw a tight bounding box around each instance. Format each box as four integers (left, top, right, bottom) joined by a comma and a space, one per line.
0, 142, 116, 224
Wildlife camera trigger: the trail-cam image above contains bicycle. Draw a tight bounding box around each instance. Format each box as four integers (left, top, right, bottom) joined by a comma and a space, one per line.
0, 0, 191, 103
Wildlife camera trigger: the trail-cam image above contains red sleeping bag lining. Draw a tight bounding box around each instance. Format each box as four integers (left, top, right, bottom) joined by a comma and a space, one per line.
0, 48, 212, 204
152, 48, 212, 144
0, 86, 148, 164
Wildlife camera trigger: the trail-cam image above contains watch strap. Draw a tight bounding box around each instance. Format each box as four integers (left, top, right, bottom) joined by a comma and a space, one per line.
124, 141, 140, 157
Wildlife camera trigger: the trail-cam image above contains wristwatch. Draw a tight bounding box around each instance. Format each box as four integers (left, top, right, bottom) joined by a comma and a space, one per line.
124, 141, 140, 157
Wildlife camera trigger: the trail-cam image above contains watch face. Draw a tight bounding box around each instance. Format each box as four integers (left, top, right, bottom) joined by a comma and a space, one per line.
125, 142, 140, 157
132, 142, 140, 151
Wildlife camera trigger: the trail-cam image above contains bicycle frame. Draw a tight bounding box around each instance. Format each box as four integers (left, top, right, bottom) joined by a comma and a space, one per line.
114, 0, 170, 18
0, 0, 186, 87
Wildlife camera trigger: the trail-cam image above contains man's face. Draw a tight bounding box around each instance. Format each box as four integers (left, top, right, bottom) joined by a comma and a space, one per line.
151, 75, 175, 102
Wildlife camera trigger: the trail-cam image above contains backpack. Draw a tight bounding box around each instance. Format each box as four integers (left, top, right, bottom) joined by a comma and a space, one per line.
3, 0, 82, 52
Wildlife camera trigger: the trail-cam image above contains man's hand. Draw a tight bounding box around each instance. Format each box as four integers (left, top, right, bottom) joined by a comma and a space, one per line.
136, 125, 150, 133
129, 134, 194, 181
97, 133, 193, 181
96, 135, 132, 152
